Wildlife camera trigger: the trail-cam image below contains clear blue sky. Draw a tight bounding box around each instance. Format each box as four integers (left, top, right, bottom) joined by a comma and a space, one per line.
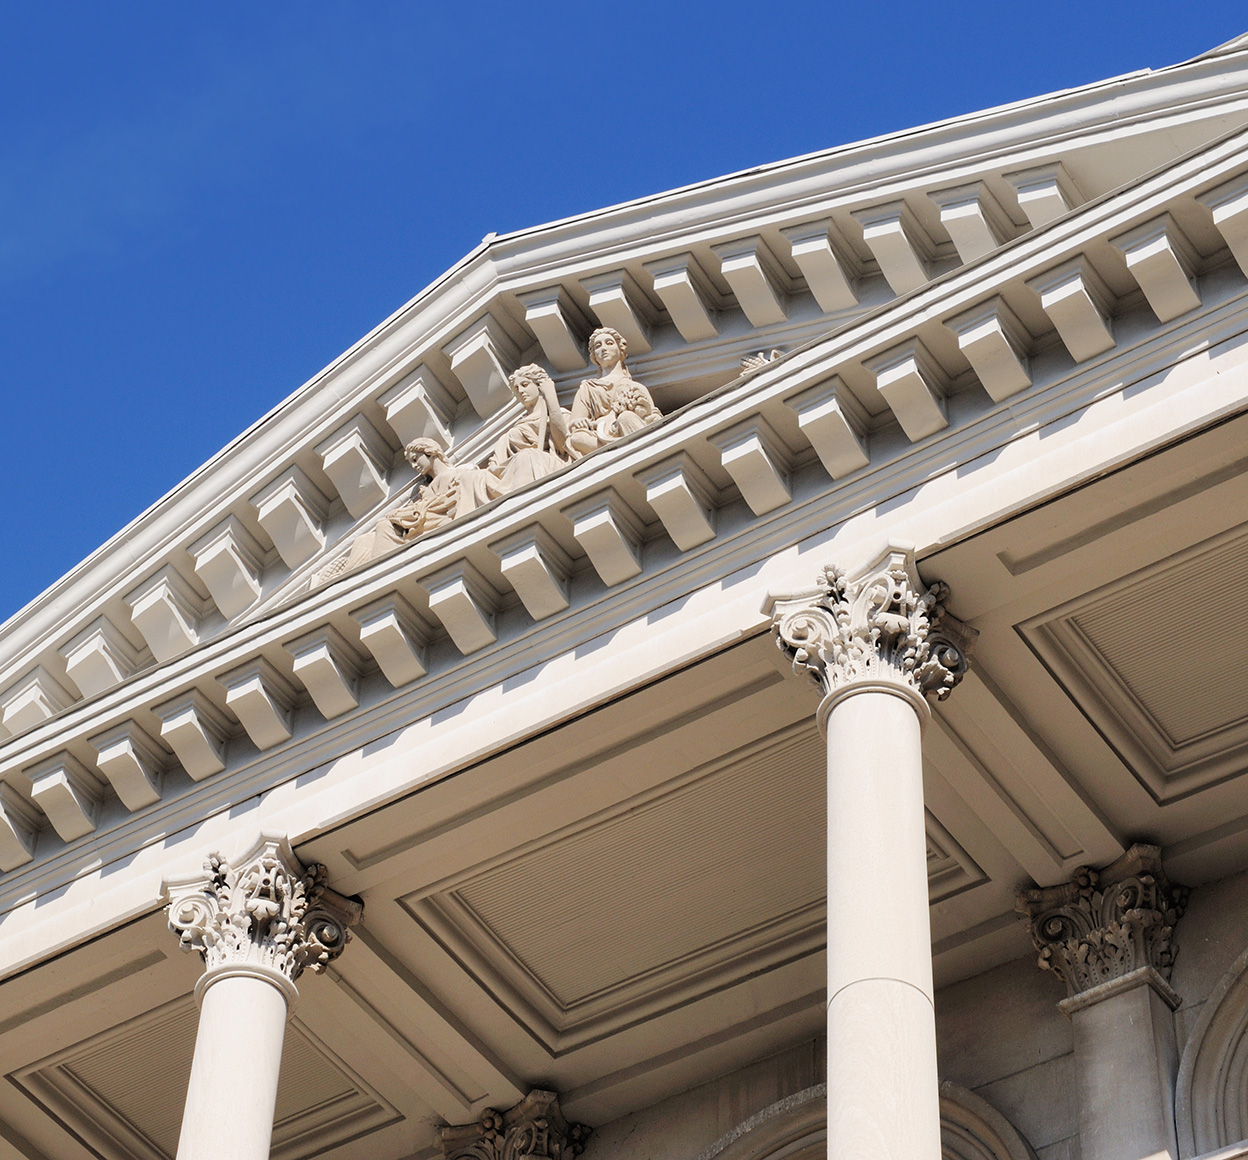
2, 2, 1246, 622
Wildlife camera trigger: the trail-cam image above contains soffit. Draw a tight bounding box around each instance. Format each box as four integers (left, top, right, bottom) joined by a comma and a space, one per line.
925, 405, 1248, 886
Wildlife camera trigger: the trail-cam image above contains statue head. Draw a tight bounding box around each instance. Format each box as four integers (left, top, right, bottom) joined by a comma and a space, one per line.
588, 327, 627, 370
507, 364, 552, 410
403, 437, 448, 475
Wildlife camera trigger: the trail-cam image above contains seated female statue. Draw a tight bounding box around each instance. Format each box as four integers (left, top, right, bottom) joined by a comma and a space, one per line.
488, 364, 573, 489
567, 327, 661, 458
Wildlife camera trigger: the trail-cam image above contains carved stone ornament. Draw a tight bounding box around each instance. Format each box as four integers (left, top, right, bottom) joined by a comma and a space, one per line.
164, 832, 363, 986
768, 546, 976, 708
441, 1090, 590, 1160
1016, 842, 1188, 1000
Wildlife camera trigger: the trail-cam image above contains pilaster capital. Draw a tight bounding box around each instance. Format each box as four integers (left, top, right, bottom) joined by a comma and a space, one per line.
164, 832, 362, 991
441, 1090, 590, 1160
1016, 843, 1188, 1001
766, 546, 975, 712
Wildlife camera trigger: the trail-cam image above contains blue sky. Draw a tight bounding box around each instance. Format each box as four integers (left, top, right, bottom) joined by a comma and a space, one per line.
2, 2, 1246, 622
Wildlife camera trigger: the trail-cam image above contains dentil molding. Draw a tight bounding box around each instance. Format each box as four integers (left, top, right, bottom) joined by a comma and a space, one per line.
164, 832, 363, 992
766, 546, 976, 715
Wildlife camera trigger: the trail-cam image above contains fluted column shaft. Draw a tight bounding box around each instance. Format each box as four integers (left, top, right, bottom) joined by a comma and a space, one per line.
163, 832, 362, 1160
769, 547, 975, 1160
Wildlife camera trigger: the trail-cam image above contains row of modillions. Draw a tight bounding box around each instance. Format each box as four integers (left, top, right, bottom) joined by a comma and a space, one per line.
4, 161, 1247, 870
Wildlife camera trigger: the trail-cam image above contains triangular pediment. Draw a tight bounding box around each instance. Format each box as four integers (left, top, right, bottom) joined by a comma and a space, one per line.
5, 48, 1248, 878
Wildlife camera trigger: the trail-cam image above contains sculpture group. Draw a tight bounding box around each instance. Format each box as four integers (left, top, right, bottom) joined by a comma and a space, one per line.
315, 328, 661, 586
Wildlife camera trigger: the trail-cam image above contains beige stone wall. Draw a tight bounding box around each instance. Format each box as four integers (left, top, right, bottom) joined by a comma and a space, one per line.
588, 1040, 824, 1160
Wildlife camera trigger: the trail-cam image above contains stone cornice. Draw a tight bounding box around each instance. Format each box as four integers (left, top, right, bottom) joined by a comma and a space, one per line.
5, 118, 1248, 884
4, 48, 1248, 705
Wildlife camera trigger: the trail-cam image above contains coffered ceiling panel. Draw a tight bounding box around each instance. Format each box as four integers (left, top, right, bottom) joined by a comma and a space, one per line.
1023, 522, 1248, 802
15, 997, 400, 1160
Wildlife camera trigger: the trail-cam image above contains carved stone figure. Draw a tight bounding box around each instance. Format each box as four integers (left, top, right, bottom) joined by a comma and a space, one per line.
567, 327, 661, 458
313, 438, 500, 586
488, 364, 574, 489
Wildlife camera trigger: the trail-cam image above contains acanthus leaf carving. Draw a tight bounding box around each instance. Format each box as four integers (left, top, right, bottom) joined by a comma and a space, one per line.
164, 832, 362, 984
441, 1090, 590, 1160
1016, 842, 1188, 998
769, 547, 976, 704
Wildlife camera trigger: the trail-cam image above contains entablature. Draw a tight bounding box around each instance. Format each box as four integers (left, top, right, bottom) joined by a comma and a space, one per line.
5, 116, 1248, 898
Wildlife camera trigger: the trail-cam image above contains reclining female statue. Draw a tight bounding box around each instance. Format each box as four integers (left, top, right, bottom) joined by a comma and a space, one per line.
312, 438, 498, 584
567, 327, 661, 458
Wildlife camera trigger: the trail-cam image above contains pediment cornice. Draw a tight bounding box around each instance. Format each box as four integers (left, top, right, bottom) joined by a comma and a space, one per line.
3, 110, 1248, 901
6, 48, 1248, 687
7, 56, 1248, 895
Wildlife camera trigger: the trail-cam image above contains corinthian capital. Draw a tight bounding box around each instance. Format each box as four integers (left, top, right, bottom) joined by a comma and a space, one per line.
767, 546, 976, 705
441, 1090, 590, 1160
164, 832, 362, 985
1017, 843, 1188, 1002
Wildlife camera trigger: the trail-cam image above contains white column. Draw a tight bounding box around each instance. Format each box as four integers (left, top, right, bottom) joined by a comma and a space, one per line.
769, 548, 976, 1160
164, 833, 362, 1160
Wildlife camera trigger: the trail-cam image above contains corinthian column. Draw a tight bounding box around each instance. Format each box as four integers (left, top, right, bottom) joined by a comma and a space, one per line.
1018, 844, 1188, 1160
164, 832, 362, 1160
768, 547, 975, 1160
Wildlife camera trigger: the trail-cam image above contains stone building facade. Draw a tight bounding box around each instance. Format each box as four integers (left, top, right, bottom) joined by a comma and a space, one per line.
3, 32, 1248, 1160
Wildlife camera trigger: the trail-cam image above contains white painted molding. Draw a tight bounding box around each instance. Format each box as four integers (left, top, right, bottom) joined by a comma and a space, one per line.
637, 453, 717, 551
350, 594, 430, 688
425, 562, 500, 655
1200, 173, 1248, 280
945, 297, 1033, 403
285, 625, 364, 720
851, 200, 936, 295
643, 253, 719, 343
443, 314, 520, 418
929, 181, 1015, 263
490, 525, 573, 621
1, 666, 75, 737
783, 377, 870, 479
380, 364, 456, 449
1004, 161, 1084, 228
1026, 256, 1115, 363
125, 565, 204, 664
579, 270, 655, 354
190, 515, 266, 622
781, 219, 860, 314
218, 657, 299, 752
709, 418, 794, 515
249, 466, 331, 571
151, 689, 230, 781
1110, 212, 1202, 322
59, 617, 142, 700
0, 785, 39, 872
712, 236, 790, 328
864, 340, 949, 441
88, 720, 166, 811
517, 285, 591, 372
316, 415, 394, 520
27, 752, 101, 843
564, 488, 645, 586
